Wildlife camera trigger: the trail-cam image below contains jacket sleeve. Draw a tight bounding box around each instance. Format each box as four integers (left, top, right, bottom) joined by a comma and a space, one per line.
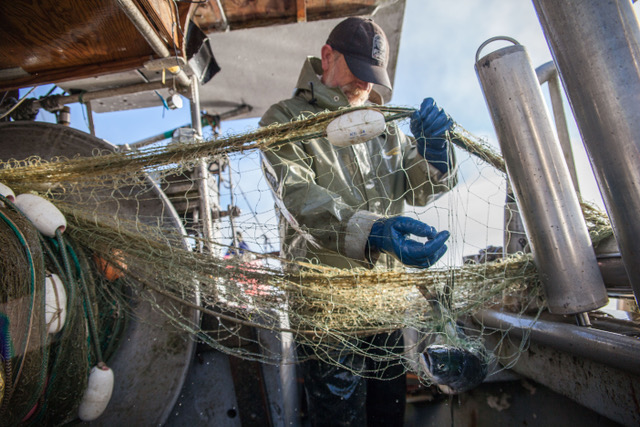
260, 103, 380, 265
396, 125, 458, 206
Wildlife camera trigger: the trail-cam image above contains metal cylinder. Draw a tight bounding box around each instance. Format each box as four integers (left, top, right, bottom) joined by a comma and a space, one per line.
532, 0, 640, 307
475, 41, 608, 314
477, 309, 640, 376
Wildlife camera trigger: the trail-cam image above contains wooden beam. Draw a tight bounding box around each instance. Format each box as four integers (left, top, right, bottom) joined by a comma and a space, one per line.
0, 56, 151, 93
296, 0, 307, 22
0, 0, 153, 72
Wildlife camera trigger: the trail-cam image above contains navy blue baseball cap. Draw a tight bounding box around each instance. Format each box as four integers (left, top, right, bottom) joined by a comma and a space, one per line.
326, 17, 392, 90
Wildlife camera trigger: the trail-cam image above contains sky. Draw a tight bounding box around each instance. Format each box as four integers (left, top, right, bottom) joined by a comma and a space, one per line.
20, 0, 631, 260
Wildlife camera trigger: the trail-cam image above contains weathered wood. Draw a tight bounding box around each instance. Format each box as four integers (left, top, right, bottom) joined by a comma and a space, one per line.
0, 1, 153, 71
306, 0, 381, 21
134, 0, 194, 49
0, 0, 198, 91
192, 0, 227, 32
0, 0, 384, 91
0, 57, 150, 92
193, 0, 382, 32
296, 0, 307, 22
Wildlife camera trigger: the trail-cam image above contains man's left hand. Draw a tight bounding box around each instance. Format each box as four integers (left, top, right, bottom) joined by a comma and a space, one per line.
410, 98, 454, 174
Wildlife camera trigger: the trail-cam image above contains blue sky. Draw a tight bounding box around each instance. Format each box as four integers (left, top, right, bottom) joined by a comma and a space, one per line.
22, 0, 622, 258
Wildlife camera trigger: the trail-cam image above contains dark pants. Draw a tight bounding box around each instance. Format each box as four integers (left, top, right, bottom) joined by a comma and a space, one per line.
299, 330, 406, 427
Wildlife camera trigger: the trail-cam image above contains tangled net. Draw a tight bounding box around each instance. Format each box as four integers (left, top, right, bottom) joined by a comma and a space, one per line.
0, 105, 613, 422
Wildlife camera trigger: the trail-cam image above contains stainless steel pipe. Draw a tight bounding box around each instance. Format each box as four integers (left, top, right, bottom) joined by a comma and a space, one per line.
189, 75, 216, 255
475, 40, 608, 314
476, 309, 640, 376
535, 61, 579, 194
532, 0, 640, 307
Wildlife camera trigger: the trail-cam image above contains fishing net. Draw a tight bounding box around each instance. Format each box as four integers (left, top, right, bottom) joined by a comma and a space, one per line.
0, 104, 614, 421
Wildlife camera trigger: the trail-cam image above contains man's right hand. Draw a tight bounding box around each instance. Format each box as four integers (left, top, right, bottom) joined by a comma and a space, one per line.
368, 216, 449, 268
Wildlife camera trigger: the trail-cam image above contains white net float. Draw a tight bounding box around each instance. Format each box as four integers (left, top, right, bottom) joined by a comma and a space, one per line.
0, 182, 15, 207
78, 364, 114, 422
14, 193, 66, 237
326, 109, 386, 147
45, 273, 67, 334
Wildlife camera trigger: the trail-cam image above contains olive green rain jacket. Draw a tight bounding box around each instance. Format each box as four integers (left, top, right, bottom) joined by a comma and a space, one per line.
260, 57, 457, 270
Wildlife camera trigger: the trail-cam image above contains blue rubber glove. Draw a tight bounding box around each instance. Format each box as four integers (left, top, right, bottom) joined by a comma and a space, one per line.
410, 98, 454, 174
368, 216, 450, 268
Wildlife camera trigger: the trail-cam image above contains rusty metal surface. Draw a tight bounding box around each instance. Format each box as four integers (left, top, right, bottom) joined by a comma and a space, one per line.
479, 309, 640, 426
477, 310, 640, 375
405, 378, 621, 427
493, 340, 639, 426
165, 312, 300, 426
164, 348, 243, 427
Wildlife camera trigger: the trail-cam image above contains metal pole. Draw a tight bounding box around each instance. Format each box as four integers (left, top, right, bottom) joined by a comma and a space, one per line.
85, 100, 96, 137
128, 104, 252, 150
533, 0, 640, 306
535, 61, 579, 194
228, 164, 238, 250
189, 76, 215, 254
34, 81, 168, 111
475, 39, 608, 314
476, 309, 640, 375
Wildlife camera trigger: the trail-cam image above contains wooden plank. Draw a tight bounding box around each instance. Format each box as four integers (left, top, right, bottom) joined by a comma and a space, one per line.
306, 0, 380, 21
220, 0, 296, 29
0, 56, 150, 93
0, 0, 154, 72
193, 1, 228, 32
296, 0, 307, 22
135, 0, 183, 49
195, 0, 381, 32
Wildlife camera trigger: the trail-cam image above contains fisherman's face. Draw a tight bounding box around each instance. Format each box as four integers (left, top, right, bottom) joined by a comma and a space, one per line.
321, 46, 373, 106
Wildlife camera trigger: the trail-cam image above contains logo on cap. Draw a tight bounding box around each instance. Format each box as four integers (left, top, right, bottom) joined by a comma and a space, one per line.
371, 34, 386, 63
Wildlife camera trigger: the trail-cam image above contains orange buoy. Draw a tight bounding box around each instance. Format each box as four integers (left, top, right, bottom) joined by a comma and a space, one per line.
93, 250, 127, 282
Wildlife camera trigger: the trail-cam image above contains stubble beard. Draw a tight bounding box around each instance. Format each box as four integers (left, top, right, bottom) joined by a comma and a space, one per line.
342, 83, 369, 107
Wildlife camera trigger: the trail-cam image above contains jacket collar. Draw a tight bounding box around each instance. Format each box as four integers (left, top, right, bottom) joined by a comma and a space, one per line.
294, 57, 383, 110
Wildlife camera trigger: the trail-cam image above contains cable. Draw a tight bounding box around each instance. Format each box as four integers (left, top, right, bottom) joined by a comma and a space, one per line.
0, 87, 36, 120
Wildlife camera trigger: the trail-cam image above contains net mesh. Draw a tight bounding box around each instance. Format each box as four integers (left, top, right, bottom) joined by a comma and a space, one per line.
0, 105, 614, 420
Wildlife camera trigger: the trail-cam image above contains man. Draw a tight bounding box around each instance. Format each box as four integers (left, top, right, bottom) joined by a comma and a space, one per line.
224, 231, 251, 259
260, 17, 457, 426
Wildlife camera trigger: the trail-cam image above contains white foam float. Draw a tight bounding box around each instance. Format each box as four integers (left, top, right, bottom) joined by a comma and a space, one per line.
44, 273, 67, 334
78, 363, 115, 421
14, 193, 66, 237
0, 182, 15, 207
326, 109, 386, 147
